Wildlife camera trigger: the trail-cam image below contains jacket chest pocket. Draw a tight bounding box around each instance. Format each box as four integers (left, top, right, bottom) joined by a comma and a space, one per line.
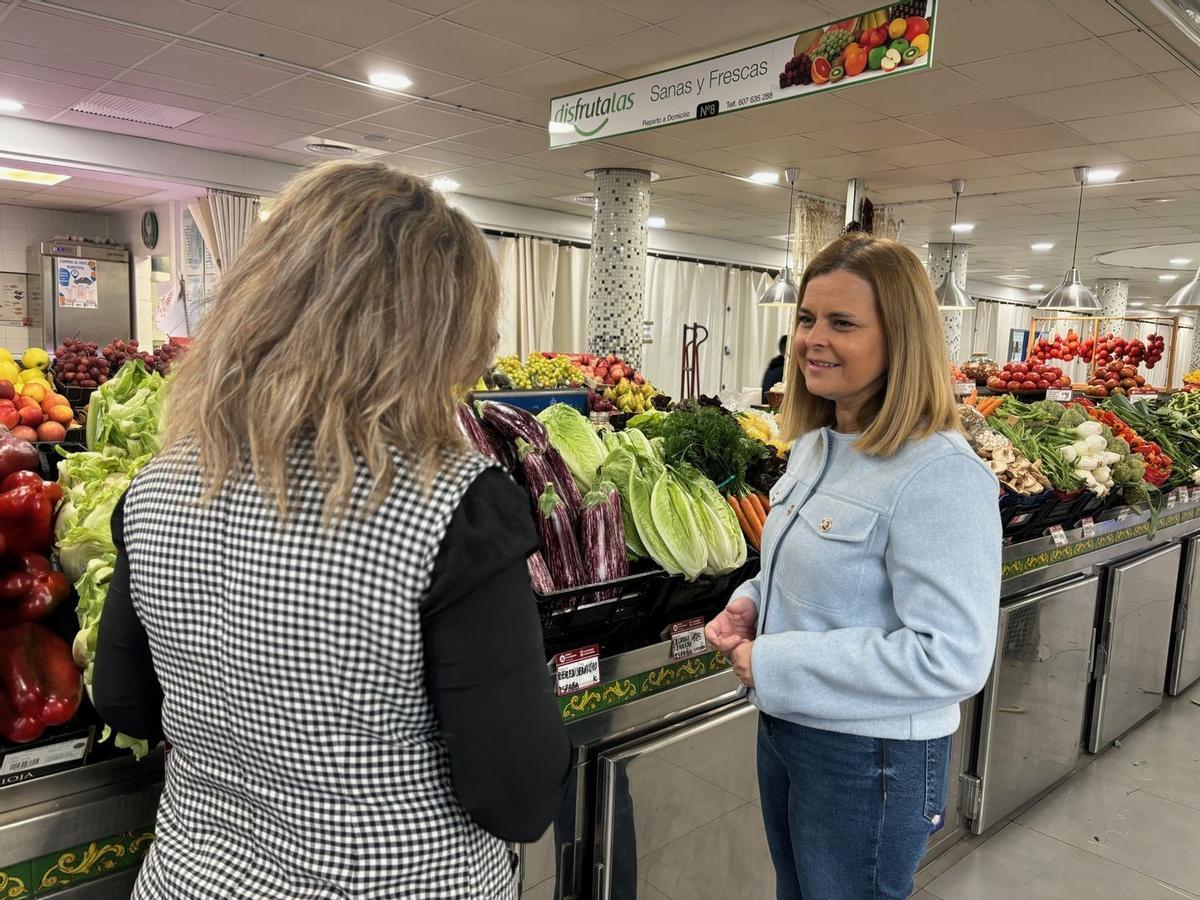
783, 494, 880, 608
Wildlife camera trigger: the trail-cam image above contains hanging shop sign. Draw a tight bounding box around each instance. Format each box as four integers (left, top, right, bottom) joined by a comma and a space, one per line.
549, 0, 936, 148
55, 258, 98, 309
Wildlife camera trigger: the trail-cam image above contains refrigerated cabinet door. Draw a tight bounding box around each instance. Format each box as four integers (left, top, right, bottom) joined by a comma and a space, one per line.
1090, 543, 1181, 752
593, 703, 772, 900
971, 576, 1099, 834
1168, 535, 1200, 696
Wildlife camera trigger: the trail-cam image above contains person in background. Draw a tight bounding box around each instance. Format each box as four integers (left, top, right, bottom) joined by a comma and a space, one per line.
92, 160, 570, 900
762, 334, 787, 403
707, 233, 1001, 900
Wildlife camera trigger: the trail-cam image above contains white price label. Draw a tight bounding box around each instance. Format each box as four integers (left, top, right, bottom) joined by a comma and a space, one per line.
669, 617, 708, 661
1081, 517, 1096, 539
555, 644, 601, 696
0, 737, 88, 776
1168, 491, 1178, 509
1049, 524, 1069, 547
954, 381, 975, 397
1183, 487, 1193, 504
1046, 388, 1073, 402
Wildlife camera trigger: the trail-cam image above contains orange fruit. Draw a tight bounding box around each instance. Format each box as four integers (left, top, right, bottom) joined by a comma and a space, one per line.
811, 56, 832, 85
845, 48, 868, 77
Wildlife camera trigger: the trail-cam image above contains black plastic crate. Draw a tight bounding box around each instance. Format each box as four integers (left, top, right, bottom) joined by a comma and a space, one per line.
536, 565, 670, 658
999, 490, 1051, 534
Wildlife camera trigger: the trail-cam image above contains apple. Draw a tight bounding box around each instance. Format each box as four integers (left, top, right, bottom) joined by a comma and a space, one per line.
0, 381, 13, 402
47, 404, 73, 426
0, 407, 18, 430
36, 421, 65, 443
18, 407, 42, 428
11, 425, 37, 442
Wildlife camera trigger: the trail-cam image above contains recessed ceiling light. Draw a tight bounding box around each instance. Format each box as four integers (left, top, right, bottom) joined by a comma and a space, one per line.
950, 222, 975, 233
1130, 301, 1145, 307
368, 71, 412, 91
646, 216, 666, 228
1087, 168, 1120, 183
431, 176, 459, 193
1139, 196, 1177, 204
1160, 274, 1179, 281
1031, 242, 1054, 251
1028, 283, 1045, 291
548, 121, 573, 134
748, 171, 779, 185
0, 167, 70, 185
0, 98, 24, 112
1170, 257, 1192, 265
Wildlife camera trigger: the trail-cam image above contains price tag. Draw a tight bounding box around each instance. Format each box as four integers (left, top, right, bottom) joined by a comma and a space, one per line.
1183, 487, 1193, 504
1046, 388, 1073, 402
1081, 517, 1096, 539
954, 381, 975, 397
669, 617, 708, 661
0, 736, 88, 777
1168, 490, 1178, 510
1049, 524, 1069, 547
555, 644, 600, 697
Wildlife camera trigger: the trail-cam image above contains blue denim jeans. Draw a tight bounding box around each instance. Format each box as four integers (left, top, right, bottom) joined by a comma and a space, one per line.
757, 714, 950, 900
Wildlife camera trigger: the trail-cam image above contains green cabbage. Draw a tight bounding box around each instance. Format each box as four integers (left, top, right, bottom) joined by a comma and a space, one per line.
538, 404, 606, 491
86, 361, 166, 457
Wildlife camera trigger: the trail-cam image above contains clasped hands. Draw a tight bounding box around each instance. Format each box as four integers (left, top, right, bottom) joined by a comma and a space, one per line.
704, 596, 757, 688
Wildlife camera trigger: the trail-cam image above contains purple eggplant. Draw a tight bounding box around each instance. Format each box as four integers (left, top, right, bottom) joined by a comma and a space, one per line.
536, 483, 586, 590
527, 550, 555, 595
517, 438, 580, 524
477, 400, 548, 450
579, 480, 628, 600
457, 403, 503, 465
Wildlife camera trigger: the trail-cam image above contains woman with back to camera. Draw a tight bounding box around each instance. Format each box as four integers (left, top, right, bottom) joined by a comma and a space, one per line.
706, 233, 1001, 899
90, 160, 571, 899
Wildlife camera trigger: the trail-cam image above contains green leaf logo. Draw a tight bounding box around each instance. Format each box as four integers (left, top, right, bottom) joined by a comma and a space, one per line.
574, 117, 609, 137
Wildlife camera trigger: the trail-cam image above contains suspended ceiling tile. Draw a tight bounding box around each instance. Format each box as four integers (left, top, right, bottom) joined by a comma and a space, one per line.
657, 114, 788, 150
189, 14, 358, 69
845, 67, 998, 119
1154, 69, 1200, 103
720, 134, 843, 166
45, 0, 219, 31
363, 103, 496, 139
792, 154, 898, 179
1149, 157, 1200, 177
449, 125, 548, 156
1067, 106, 1200, 143
956, 39, 1139, 97
1108, 132, 1200, 161
136, 45, 295, 94
959, 124, 1090, 155
232, 96, 346, 128
904, 100, 1050, 139
433, 84, 547, 122
2, 8, 166, 67
231, 0, 428, 49
425, 138, 515, 162
909, 156, 1033, 183
0, 72, 92, 110
216, 102, 340, 135
999, 145, 1133, 173
1015, 76, 1179, 122
863, 140, 987, 169
255, 77, 403, 119
604, 130, 706, 158
0, 39, 126, 82
0, 58, 108, 93
395, 0, 473, 13
487, 57, 608, 99
313, 127, 424, 152
179, 113, 305, 147
673, 147, 766, 172
736, 94, 876, 135
564, 27, 704, 79
380, 154, 456, 176
397, 145, 495, 169
961, 173, 1059, 195
321, 54, 468, 98
113, 70, 247, 106
1048, 0, 1137, 36
660, 0, 827, 49
592, 0, 702, 24
372, 20, 545, 82
932, 0, 1085, 67
446, 0, 644, 55
807, 120, 935, 153
1102, 30, 1185, 74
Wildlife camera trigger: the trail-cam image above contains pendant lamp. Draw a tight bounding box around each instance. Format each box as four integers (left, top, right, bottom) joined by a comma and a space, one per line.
759, 167, 800, 307
1166, 261, 1200, 311
1038, 167, 1100, 312
935, 179, 975, 311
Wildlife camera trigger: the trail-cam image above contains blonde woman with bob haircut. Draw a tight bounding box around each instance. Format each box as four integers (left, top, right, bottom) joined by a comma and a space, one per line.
706, 233, 1001, 900
91, 160, 571, 900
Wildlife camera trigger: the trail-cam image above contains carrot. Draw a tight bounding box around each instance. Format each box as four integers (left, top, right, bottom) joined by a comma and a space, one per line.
728, 495, 757, 548
965, 388, 978, 406
757, 492, 771, 514
740, 496, 764, 545
747, 492, 768, 527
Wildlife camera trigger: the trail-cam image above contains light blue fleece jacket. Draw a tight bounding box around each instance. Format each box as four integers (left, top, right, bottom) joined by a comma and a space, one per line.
739, 426, 1002, 740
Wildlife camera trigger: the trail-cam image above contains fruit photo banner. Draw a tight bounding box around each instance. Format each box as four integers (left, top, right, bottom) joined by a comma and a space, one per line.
548, 1, 936, 148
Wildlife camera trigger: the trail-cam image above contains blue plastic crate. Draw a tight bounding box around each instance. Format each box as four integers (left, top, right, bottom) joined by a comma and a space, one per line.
469, 388, 588, 416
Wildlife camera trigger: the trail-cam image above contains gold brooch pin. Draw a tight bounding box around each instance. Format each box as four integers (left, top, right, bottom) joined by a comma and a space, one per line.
819, 518, 832, 532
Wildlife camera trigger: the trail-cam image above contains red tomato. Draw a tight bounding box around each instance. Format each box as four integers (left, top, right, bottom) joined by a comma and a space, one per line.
1050, 349, 1062, 359
1021, 380, 1037, 390
1063, 353, 1074, 362
987, 376, 1004, 390
1059, 376, 1071, 387
1036, 379, 1050, 389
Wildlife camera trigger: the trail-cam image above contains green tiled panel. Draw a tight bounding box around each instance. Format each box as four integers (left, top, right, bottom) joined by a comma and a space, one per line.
0, 828, 154, 898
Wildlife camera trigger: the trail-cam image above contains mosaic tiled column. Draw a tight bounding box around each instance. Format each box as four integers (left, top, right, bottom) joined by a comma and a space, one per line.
928, 242, 970, 362
1184, 317, 1200, 375
587, 168, 651, 370
1096, 278, 1129, 321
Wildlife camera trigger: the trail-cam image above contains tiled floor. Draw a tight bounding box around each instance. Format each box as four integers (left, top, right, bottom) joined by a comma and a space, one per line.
915, 681, 1200, 900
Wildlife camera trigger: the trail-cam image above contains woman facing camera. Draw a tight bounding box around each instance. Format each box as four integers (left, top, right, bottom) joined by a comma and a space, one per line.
706, 233, 1001, 900
92, 161, 570, 899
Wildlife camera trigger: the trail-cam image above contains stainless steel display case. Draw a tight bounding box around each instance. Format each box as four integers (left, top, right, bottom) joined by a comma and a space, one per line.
1168, 534, 1200, 695
1089, 543, 1182, 752
965, 576, 1100, 835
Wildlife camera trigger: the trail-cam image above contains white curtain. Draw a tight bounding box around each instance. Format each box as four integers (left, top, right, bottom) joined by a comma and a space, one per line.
641, 257, 728, 399
722, 268, 788, 400
189, 189, 259, 275
497, 236, 560, 359
551, 245, 589, 354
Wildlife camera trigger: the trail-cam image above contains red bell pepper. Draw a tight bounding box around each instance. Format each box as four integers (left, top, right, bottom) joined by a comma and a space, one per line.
0, 622, 82, 743
0, 553, 71, 626
0, 483, 54, 555
0, 470, 62, 506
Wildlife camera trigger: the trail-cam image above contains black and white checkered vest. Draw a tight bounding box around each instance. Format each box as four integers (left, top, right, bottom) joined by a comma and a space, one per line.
122, 439, 517, 899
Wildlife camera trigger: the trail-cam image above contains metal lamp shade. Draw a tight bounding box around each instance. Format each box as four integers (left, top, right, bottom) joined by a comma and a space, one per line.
1166, 267, 1200, 311
1038, 268, 1100, 312
759, 270, 799, 307
935, 275, 974, 310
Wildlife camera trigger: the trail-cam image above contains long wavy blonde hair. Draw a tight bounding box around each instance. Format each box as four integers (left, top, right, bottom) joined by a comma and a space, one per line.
779, 233, 959, 454
165, 160, 499, 520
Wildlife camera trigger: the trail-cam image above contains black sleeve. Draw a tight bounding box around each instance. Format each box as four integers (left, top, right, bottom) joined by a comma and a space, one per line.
91, 492, 164, 743
422, 468, 572, 843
